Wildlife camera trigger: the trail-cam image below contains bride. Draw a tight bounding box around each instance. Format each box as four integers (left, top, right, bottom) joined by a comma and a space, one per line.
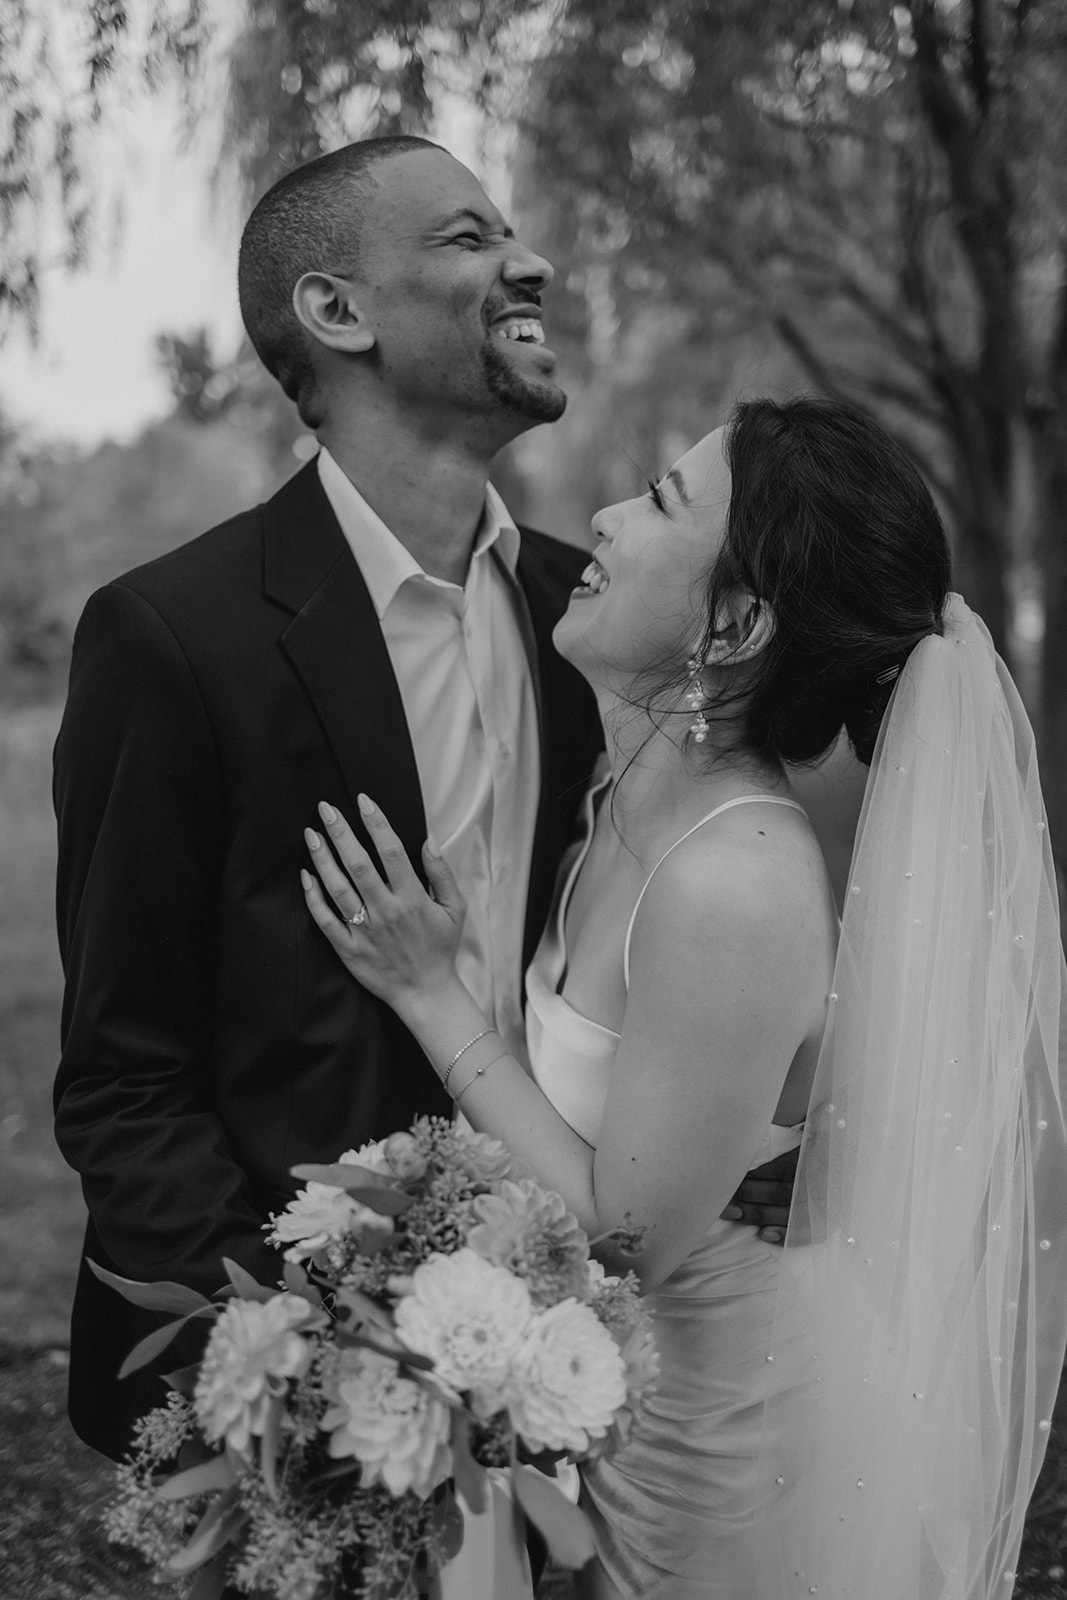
299, 396, 1067, 1599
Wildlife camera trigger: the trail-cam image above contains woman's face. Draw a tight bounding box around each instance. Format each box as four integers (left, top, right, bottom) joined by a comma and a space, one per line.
554, 427, 731, 686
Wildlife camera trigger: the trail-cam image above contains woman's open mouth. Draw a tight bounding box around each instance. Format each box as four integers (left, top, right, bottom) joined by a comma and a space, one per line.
573, 557, 609, 597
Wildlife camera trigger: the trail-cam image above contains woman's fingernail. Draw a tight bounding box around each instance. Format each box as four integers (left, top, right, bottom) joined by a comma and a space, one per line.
357, 793, 375, 816
763, 1228, 784, 1245
318, 801, 336, 824
425, 832, 440, 854
723, 1205, 743, 1222
304, 828, 322, 850
300, 869, 314, 890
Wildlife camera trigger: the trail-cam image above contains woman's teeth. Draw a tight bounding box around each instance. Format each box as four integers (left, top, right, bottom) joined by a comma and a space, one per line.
495, 321, 545, 345
579, 559, 609, 594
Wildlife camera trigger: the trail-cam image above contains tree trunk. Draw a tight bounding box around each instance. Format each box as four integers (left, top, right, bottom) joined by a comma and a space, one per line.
1034, 412, 1067, 884
952, 523, 1008, 657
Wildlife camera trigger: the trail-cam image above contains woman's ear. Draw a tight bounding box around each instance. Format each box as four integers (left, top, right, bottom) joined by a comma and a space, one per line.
704, 591, 776, 666
292, 272, 376, 355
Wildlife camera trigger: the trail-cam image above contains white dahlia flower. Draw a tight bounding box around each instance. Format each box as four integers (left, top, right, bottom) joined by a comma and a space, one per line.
507, 1298, 627, 1455
321, 1348, 452, 1499
467, 1178, 591, 1306
381, 1131, 427, 1181
393, 1248, 533, 1415
194, 1294, 322, 1454
342, 1140, 393, 1178
448, 1127, 513, 1186
270, 1145, 395, 1263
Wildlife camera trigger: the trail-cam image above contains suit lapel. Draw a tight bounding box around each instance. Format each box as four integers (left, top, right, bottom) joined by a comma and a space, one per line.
262, 461, 428, 871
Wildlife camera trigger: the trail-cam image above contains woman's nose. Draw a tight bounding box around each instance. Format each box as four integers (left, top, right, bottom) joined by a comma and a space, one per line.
591, 507, 621, 541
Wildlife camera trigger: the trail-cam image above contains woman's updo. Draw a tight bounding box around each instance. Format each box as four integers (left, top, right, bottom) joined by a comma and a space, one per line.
695, 396, 952, 767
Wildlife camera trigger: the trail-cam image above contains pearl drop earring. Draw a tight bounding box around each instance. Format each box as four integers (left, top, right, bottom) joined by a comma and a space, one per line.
684, 656, 710, 743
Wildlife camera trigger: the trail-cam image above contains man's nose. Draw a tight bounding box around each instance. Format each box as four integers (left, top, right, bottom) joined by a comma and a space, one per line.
501, 240, 555, 291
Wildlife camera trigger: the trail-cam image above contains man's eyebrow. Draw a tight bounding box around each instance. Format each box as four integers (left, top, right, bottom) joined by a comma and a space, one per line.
665, 467, 690, 505
432, 207, 514, 239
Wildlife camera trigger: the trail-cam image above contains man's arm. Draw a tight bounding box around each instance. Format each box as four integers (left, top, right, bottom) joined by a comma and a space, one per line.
54, 582, 279, 1293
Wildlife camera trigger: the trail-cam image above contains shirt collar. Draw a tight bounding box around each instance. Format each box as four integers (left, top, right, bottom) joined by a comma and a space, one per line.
317, 446, 520, 621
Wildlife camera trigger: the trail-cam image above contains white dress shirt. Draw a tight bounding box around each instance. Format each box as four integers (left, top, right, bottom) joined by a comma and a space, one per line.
317, 447, 540, 1068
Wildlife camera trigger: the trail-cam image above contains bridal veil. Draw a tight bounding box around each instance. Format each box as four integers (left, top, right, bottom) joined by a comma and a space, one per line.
760, 594, 1067, 1599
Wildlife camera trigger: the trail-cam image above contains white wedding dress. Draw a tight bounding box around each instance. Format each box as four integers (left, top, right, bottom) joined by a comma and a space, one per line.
511, 599, 1067, 1600
524, 776, 815, 1599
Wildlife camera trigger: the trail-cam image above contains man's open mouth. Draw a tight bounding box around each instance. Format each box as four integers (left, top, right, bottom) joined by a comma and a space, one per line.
492, 313, 545, 346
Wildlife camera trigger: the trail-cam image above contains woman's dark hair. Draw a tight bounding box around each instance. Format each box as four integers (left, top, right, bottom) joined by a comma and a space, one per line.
684, 396, 952, 767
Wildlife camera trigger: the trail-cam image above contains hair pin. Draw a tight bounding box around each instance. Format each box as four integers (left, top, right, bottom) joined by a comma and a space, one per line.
876, 664, 901, 685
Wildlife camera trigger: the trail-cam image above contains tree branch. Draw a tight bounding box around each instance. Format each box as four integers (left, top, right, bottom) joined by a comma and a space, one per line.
966, 0, 993, 117
768, 311, 856, 403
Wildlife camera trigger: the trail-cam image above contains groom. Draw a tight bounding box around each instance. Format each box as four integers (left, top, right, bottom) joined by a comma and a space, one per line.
54, 135, 791, 1463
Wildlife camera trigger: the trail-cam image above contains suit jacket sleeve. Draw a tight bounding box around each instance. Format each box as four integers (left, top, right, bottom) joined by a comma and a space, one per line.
54, 581, 281, 1293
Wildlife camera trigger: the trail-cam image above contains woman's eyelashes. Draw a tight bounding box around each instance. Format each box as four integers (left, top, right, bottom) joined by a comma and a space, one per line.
646, 476, 670, 515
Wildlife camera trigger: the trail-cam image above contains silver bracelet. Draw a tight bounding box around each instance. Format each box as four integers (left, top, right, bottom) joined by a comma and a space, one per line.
442, 1028, 497, 1091
453, 1050, 508, 1104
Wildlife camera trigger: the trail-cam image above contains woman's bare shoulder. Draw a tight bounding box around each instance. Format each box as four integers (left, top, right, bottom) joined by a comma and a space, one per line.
629, 807, 834, 983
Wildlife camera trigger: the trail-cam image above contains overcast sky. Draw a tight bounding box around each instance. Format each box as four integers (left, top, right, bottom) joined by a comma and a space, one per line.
0, 96, 242, 449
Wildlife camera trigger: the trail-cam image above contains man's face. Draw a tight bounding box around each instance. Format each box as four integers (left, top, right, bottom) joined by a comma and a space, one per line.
349, 149, 566, 433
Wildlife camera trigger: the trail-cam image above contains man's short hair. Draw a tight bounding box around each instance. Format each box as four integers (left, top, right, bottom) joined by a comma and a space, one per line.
238, 135, 440, 427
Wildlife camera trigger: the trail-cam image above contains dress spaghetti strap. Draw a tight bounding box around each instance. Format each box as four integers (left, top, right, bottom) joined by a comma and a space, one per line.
622, 795, 808, 991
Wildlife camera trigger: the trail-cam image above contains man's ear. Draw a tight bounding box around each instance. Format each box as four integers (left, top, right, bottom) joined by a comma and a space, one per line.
292, 272, 376, 354
704, 591, 776, 666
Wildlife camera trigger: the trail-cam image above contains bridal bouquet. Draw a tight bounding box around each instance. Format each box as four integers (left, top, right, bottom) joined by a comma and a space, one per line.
96, 1116, 658, 1600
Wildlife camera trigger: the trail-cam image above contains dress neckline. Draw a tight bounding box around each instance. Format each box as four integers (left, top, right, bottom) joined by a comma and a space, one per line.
525, 777, 810, 1151
553, 775, 808, 1000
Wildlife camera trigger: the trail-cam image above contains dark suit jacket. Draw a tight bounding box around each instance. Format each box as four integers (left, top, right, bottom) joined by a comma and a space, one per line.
53, 459, 601, 1459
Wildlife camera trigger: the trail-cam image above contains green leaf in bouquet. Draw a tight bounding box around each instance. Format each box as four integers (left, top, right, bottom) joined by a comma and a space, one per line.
88, 1260, 214, 1315
512, 1465, 596, 1570
118, 1305, 219, 1379
163, 1486, 249, 1576
222, 1257, 280, 1302
283, 1260, 324, 1304
289, 1164, 415, 1213
162, 1361, 202, 1399
158, 1453, 237, 1501
449, 1412, 487, 1515
177, 1436, 213, 1470
430, 1486, 465, 1564
515, 1441, 561, 1475
187, 1552, 228, 1600
307, 1458, 362, 1490
409, 1364, 463, 1411
336, 1285, 396, 1337
259, 1390, 287, 1503
346, 1329, 436, 1372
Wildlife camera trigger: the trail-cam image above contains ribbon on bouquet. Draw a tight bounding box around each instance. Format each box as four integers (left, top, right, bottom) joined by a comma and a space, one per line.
434, 1467, 534, 1600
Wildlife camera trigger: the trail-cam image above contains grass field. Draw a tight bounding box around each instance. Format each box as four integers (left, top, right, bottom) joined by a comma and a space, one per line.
1, 700, 1064, 1599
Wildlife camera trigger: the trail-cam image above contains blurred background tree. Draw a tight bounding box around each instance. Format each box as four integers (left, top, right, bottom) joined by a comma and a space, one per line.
2, 0, 1066, 819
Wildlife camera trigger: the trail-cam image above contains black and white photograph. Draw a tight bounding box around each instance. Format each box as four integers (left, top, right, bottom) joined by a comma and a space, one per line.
2, 3, 1067, 1597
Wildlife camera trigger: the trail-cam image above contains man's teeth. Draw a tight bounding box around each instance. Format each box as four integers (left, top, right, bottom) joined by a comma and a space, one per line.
579, 560, 609, 594
495, 320, 545, 345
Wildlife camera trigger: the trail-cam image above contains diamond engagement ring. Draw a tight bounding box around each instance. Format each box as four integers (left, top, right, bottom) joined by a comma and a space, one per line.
345, 906, 368, 928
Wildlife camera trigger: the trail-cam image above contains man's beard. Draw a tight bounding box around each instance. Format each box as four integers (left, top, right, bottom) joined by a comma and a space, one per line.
482, 339, 567, 424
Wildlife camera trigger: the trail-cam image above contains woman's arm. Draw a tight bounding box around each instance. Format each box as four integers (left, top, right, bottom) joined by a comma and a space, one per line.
303, 796, 822, 1288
